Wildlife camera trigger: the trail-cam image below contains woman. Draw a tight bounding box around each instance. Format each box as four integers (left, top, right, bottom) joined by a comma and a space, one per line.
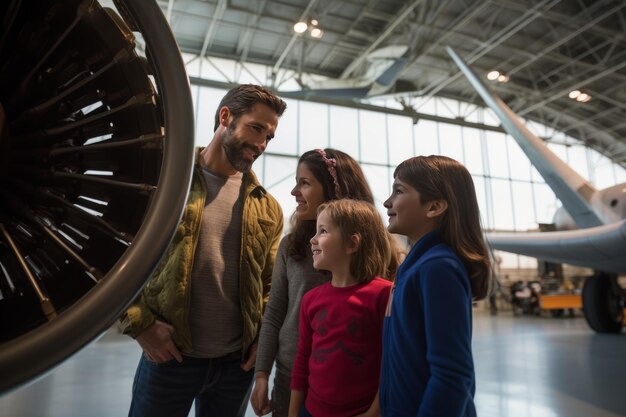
251, 148, 396, 417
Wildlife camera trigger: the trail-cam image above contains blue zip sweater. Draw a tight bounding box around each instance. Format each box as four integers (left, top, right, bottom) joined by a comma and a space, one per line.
380, 231, 476, 417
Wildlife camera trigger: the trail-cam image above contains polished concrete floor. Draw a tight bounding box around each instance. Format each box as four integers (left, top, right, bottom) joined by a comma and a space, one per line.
1, 311, 625, 417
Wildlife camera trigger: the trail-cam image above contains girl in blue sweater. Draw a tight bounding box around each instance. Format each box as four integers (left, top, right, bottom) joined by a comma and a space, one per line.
380, 155, 492, 417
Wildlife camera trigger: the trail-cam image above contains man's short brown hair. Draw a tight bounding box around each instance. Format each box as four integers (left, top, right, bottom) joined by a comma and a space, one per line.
213, 84, 287, 131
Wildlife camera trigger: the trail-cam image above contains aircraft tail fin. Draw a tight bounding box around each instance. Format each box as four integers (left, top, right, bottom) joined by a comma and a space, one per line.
447, 46, 602, 229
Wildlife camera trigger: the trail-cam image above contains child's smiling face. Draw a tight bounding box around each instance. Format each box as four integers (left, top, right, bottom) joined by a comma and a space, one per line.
310, 209, 351, 272
384, 177, 438, 243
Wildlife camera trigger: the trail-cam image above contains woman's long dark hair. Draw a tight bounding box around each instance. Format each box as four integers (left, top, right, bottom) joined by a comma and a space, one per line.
394, 155, 492, 300
288, 148, 373, 260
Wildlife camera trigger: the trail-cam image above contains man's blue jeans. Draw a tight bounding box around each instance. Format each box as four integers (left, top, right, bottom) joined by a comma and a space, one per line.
128, 352, 254, 417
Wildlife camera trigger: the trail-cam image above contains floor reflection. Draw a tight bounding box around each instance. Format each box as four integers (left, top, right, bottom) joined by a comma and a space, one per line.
0, 312, 624, 416
473, 312, 626, 417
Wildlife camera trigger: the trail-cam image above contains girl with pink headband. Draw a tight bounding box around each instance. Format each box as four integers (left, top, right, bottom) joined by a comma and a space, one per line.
251, 148, 399, 417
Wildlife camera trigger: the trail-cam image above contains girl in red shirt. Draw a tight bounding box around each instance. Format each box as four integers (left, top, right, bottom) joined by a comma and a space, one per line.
289, 199, 394, 417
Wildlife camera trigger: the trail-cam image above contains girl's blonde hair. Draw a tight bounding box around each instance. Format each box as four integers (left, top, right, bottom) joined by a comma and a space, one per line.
317, 199, 394, 283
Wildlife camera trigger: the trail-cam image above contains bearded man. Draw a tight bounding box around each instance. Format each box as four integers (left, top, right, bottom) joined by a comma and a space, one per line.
121, 84, 286, 417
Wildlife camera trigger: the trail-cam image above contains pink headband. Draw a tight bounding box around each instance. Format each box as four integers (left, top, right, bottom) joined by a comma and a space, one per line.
315, 149, 341, 197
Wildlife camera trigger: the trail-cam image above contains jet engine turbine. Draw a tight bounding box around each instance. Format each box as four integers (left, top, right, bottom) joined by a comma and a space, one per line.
0, 0, 195, 393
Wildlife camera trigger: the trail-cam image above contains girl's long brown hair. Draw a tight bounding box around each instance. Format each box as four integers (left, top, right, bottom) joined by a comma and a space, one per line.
394, 155, 492, 300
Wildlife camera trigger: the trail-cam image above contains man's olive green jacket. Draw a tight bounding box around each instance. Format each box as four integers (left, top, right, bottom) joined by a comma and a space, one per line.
120, 156, 283, 358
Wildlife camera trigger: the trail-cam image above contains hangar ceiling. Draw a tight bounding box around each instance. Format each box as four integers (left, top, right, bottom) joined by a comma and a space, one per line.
154, 0, 626, 166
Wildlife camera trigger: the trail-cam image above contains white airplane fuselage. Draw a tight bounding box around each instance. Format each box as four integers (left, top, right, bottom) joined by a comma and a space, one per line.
554, 184, 626, 230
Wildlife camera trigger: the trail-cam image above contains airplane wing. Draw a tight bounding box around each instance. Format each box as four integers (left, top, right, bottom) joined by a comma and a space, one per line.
487, 220, 626, 274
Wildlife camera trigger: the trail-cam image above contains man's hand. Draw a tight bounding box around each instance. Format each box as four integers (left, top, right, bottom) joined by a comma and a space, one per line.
136, 320, 183, 363
241, 340, 258, 371
250, 371, 272, 416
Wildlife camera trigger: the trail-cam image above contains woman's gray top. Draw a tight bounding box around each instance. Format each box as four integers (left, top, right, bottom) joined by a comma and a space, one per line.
256, 236, 327, 377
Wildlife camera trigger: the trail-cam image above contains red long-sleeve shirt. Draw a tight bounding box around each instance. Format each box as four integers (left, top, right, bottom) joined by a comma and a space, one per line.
291, 277, 392, 417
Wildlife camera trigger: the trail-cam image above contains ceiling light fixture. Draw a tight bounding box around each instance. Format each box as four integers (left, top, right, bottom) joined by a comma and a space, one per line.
569, 90, 581, 99
294, 19, 324, 39
569, 90, 591, 103
293, 21, 308, 33
487, 70, 509, 82
487, 70, 500, 81
576, 93, 591, 103
310, 28, 323, 38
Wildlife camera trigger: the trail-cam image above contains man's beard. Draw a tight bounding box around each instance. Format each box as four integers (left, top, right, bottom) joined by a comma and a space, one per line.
221, 123, 256, 173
